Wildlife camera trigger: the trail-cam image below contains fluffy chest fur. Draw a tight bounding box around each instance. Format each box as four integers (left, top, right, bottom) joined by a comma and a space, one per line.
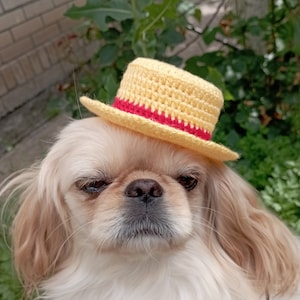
41, 240, 259, 300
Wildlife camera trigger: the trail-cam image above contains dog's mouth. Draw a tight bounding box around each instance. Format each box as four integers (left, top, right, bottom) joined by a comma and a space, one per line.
117, 214, 174, 241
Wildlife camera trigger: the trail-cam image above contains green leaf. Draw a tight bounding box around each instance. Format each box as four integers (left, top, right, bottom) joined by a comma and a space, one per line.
98, 44, 119, 67
223, 89, 235, 101
285, 0, 299, 8
135, 0, 180, 42
135, 0, 152, 11
284, 92, 299, 105
160, 28, 184, 47
101, 28, 121, 41
185, 58, 225, 91
193, 8, 202, 22
226, 129, 240, 147
116, 50, 134, 70
202, 27, 220, 45
185, 56, 209, 76
246, 17, 262, 36
292, 17, 300, 54
197, 52, 224, 66
163, 55, 182, 67
104, 73, 119, 103
205, 67, 225, 91
65, 1, 133, 31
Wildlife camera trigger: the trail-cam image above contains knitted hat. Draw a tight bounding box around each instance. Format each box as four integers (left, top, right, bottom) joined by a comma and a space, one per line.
80, 57, 239, 161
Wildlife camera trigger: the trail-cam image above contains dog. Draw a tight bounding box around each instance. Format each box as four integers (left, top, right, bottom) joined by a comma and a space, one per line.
1, 58, 299, 299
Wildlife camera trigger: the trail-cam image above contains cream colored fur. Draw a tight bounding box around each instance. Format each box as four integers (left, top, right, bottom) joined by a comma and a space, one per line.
1, 117, 299, 300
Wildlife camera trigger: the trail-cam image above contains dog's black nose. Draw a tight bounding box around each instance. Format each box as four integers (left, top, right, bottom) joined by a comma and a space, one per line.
125, 179, 163, 203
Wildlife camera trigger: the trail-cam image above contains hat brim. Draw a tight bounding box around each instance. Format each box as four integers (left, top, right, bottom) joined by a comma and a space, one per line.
80, 96, 239, 161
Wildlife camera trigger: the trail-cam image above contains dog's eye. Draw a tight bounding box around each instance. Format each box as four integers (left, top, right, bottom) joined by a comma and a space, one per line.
177, 176, 198, 191
78, 180, 109, 194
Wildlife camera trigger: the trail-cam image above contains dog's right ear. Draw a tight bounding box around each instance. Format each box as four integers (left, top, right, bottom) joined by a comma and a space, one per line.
2, 162, 72, 295
203, 163, 300, 297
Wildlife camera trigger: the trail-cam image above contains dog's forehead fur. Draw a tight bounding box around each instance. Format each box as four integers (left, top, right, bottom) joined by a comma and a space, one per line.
51, 117, 206, 181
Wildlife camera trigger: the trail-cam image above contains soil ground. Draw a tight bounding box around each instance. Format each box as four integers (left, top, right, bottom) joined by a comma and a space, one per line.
0, 90, 70, 182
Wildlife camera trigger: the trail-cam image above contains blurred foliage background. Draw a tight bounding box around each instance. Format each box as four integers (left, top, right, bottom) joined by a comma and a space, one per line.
1, 0, 300, 298
61, 0, 300, 231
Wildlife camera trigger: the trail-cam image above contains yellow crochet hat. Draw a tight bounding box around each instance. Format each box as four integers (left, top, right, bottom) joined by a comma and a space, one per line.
80, 57, 239, 161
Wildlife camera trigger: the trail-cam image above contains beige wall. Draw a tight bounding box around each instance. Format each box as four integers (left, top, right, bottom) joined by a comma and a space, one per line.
0, 0, 96, 118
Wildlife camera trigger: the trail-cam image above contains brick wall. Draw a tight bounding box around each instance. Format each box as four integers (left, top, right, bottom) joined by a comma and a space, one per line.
0, 0, 97, 119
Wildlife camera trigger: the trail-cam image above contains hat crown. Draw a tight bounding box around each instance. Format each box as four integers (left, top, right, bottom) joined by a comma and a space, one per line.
80, 57, 239, 161
114, 58, 224, 139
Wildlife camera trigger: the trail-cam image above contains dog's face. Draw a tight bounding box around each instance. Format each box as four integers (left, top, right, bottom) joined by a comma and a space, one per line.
52, 117, 208, 254
6, 117, 299, 296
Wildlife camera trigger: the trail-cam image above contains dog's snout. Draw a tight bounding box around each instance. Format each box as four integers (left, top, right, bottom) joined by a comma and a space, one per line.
125, 179, 163, 203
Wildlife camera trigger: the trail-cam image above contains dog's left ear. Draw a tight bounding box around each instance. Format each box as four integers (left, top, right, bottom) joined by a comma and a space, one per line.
6, 159, 73, 295
203, 163, 300, 296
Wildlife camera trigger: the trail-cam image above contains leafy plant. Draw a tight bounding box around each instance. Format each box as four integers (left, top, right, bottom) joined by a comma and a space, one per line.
0, 232, 23, 300
185, 11, 299, 129
261, 158, 300, 233
0, 203, 23, 300
59, 0, 199, 117
62, 0, 300, 228
184, 0, 300, 231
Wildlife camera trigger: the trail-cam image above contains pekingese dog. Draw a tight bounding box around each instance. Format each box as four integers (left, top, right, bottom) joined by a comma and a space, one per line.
1, 117, 299, 300
1, 57, 299, 299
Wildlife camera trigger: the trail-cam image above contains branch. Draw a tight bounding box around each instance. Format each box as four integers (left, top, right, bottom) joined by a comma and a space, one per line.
174, 23, 240, 57
202, 0, 227, 33
174, 0, 239, 56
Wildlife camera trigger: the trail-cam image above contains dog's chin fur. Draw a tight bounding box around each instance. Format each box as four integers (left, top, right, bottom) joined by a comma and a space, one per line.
1, 117, 299, 300
40, 239, 259, 300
